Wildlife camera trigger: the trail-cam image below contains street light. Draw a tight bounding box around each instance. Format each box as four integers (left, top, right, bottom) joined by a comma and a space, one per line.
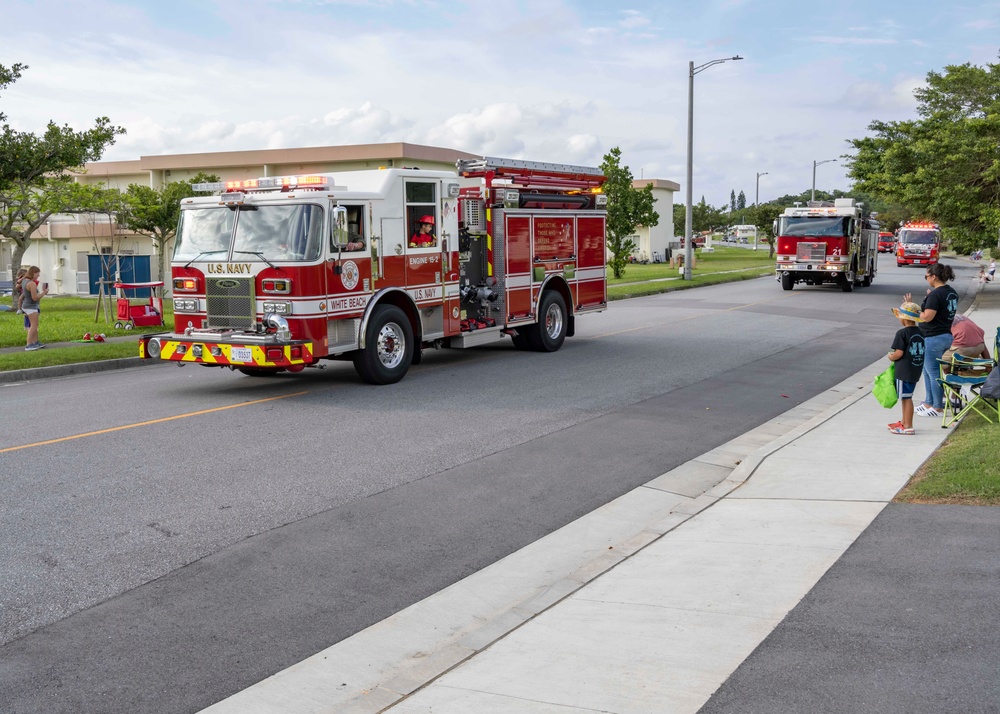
684, 55, 744, 280
811, 159, 836, 202
753, 171, 767, 251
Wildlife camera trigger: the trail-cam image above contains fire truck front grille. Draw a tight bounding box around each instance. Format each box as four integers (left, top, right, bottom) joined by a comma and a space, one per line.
205, 277, 255, 330
797, 242, 826, 261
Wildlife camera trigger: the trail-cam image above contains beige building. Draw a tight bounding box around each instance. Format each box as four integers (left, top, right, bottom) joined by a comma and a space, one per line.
629, 178, 680, 263
3, 142, 677, 294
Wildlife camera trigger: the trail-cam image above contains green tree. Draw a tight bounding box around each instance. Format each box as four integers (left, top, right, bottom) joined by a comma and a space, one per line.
674, 198, 728, 236
122, 173, 219, 293
0, 62, 125, 275
730, 189, 736, 215
600, 147, 658, 279
736, 190, 746, 211
745, 203, 785, 257
845, 57, 1000, 252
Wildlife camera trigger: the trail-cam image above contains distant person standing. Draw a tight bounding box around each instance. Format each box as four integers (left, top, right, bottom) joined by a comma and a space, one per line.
989, 258, 996, 282
905, 263, 958, 418
20, 265, 49, 351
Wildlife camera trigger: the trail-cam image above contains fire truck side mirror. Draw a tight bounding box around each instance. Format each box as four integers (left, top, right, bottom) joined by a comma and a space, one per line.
331, 206, 349, 251
772, 220, 778, 235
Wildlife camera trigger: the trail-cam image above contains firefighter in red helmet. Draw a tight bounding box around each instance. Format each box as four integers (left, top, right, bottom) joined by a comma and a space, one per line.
409, 215, 437, 248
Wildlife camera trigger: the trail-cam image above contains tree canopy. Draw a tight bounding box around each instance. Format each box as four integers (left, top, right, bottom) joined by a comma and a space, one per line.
0, 62, 125, 273
600, 147, 659, 279
844, 57, 1000, 252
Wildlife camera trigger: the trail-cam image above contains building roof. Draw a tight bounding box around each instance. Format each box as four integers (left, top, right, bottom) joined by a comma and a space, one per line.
79, 142, 481, 178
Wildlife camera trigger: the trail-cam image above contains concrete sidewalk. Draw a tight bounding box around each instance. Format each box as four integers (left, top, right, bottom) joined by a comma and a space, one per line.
198, 283, 1000, 714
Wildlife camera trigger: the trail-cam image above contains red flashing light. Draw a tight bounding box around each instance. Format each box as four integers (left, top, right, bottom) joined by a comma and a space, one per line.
266, 347, 284, 361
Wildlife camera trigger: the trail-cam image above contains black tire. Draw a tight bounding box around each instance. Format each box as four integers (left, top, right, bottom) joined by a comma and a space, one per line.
780, 273, 794, 291
525, 291, 568, 352
353, 304, 413, 384
238, 367, 282, 377
862, 261, 873, 287
897, 262, 905, 268
839, 274, 854, 292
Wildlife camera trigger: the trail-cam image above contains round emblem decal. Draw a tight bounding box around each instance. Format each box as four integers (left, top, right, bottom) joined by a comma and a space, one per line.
216, 279, 240, 289
341, 260, 360, 290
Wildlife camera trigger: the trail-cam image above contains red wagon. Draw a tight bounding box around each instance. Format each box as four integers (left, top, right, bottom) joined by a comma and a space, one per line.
113, 281, 164, 330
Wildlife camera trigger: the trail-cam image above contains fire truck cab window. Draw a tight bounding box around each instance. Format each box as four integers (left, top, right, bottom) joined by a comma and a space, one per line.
781, 216, 850, 238
332, 205, 366, 252
405, 181, 438, 249
898, 229, 938, 245
233, 204, 323, 261
174, 208, 235, 260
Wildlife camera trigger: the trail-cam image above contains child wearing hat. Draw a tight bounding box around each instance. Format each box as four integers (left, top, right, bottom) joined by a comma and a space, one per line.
886, 301, 926, 435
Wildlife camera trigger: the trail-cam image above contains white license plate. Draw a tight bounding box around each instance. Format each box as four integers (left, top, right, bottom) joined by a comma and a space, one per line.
230, 347, 253, 363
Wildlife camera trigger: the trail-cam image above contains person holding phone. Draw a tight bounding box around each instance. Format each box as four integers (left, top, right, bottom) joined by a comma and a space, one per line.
20, 265, 49, 351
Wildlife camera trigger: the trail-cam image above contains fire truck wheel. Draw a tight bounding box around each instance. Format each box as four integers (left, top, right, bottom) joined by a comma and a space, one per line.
780, 273, 794, 291
526, 291, 568, 352
353, 304, 413, 384
839, 274, 854, 292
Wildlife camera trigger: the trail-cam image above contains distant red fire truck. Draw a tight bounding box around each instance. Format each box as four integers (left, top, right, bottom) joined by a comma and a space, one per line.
773, 198, 878, 292
138, 157, 608, 384
895, 221, 941, 267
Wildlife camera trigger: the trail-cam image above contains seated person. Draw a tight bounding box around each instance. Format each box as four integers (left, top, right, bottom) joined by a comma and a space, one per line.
409, 215, 437, 248
942, 314, 991, 363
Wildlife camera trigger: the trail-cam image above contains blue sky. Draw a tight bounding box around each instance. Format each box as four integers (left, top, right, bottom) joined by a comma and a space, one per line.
3, 0, 998, 207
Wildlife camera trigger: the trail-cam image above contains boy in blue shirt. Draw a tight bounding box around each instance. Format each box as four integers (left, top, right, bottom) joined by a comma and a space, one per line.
887, 301, 926, 435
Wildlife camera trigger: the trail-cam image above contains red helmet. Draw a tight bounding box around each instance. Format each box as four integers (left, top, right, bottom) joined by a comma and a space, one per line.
418, 215, 435, 226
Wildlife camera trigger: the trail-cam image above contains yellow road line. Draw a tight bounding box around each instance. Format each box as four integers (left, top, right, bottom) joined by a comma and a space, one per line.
0, 391, 308, 454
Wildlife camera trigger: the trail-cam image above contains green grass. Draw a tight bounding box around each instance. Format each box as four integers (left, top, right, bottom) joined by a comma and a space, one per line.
609, 246, 775, 286
0, 341, 140, 370
0, 296, 172, 348
896, 417, 1000, 505
608, 246, 775, 299
0, 296, 170, 370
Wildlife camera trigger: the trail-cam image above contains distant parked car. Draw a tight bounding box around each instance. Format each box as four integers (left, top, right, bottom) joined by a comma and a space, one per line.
878, 232, 896, 253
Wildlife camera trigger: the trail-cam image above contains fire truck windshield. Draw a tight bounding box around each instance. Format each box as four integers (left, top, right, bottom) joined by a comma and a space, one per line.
898, 229, 938, 245
174, 204, 324, 262
233, 204, 324, 261
174, 208, 234, 260
781, 216, 850, 237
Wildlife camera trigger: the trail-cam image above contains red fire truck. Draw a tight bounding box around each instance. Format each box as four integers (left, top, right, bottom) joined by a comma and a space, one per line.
137, 157, 608, 384
773, 198, 878, 292
895, 221, 941, 267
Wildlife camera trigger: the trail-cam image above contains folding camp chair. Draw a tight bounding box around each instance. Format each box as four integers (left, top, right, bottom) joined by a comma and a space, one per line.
938, 353, 999, 428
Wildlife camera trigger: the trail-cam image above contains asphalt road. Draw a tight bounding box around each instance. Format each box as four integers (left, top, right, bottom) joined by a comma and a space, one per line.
0, 256, 982, 714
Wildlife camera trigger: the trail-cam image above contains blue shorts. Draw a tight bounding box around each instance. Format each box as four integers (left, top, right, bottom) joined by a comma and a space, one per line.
896, 379, 916, 400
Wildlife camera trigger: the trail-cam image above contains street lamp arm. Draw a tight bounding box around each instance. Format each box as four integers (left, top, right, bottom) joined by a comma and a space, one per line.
692, 55, 743, 75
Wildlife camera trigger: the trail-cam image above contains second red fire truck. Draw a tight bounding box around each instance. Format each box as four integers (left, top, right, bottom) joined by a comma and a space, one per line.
138, 157, 608, 384
773, 198, 879, 292
895, 221, 941, 267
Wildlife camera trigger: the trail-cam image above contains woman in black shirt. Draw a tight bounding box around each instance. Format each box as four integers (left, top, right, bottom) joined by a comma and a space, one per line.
905, 263, 958, 417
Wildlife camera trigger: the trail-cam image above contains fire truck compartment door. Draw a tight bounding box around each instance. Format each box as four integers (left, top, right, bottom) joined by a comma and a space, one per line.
379, 217, 403, 287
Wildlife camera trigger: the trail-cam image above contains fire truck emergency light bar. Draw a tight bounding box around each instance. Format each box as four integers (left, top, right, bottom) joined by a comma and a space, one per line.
903, 221, 939, 229
192, 174, 346, 193
457, 156, 607, 190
